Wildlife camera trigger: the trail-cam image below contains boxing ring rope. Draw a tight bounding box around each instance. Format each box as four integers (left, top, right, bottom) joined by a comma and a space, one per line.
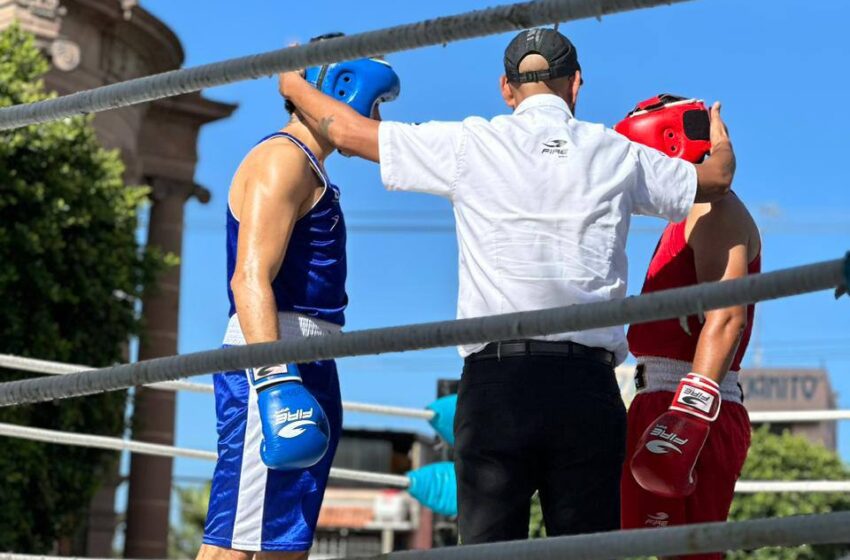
342, 400, 434, 420
1, 421, 848, 494
0, 422, 411, 488
748, 410, 850, 423
0, 0, 693, 132
4, 353, 850, 424
0, 256, 845, 407
0, 353, 434, 419
0, 354, 212, 394
365, 513, 850, 559
735, 481, 850, 493
4, 512, 850, 560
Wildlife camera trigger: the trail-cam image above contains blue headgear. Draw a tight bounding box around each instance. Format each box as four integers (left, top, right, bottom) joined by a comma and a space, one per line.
304, 58, 400, 117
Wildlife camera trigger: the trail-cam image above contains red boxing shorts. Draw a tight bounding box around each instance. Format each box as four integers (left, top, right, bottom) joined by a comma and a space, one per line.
621, 391, 751, 559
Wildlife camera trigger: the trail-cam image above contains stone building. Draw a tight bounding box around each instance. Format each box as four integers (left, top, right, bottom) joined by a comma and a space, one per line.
0, 1, 235, 556
739, 368, 838, 450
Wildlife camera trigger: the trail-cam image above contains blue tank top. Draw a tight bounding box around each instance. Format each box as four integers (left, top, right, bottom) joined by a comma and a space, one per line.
226, 132, 347, 325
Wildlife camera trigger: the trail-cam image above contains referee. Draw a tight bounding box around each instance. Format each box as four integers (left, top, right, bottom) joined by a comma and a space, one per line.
279, 27, 736, 543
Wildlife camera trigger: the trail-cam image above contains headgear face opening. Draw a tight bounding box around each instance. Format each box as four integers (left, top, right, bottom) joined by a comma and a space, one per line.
614, 94, 711, 163
304, 58, 400, 118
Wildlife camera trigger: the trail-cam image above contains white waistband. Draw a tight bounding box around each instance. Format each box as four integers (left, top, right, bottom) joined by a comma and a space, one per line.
223, 312, 341, 346
635, 357, 742, 404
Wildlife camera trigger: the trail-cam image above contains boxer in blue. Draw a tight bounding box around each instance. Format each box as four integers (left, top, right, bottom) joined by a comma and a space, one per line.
198, 34, 400, 560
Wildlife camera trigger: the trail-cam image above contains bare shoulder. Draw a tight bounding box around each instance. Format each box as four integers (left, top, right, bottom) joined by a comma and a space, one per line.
229, 137, 318, 219
242, 137, 312, 180
689, 194, 753, 228
686, 193, 760, 255
238, 137, 319, 202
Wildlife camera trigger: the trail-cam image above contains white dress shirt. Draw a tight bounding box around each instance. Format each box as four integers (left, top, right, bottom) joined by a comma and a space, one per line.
378, 94, 696, 363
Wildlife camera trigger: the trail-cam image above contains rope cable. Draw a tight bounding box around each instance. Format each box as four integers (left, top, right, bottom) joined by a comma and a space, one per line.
0, 0, 692, 131
0, 354, 439, 419
4, 512, 850, 559
0, 422, 410, 488
0, 354, 213, 394
4, 512, 850, 560
364, 512, 850, 559
1, 422, 848, 493
7, 354, 850, 423
0, 256, 844, 407
748, 410, 850, 423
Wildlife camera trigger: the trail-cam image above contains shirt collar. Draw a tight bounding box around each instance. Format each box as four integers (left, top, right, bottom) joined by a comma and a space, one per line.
513, 93, 573, 118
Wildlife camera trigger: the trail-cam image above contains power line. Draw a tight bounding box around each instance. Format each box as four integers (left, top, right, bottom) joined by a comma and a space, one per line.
153, 220, 850, 236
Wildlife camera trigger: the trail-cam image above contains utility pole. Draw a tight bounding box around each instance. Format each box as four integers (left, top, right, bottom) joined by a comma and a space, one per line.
124, 179, 196, 558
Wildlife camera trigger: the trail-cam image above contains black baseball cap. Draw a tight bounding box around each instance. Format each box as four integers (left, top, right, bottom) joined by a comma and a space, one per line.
504, 28, 580, 83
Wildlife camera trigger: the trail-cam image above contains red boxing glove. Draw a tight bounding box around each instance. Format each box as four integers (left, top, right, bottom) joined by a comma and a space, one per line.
630, 373, 721, 498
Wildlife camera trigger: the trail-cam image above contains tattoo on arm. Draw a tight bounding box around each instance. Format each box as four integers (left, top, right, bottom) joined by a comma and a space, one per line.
319, 116, 335, 138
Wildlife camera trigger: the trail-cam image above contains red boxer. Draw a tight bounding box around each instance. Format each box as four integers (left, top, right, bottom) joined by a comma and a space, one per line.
621, 360, 752, 559
616, 95, 760, 559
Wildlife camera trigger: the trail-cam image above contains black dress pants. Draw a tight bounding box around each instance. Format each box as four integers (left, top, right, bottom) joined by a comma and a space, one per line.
454, 353, 627, 544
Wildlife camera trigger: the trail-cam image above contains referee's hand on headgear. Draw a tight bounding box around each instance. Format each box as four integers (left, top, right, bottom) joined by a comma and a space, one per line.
709, 101, 731, 153
278, 69, 305, 99
694, 101, 736, 202
709, 101, 736, 188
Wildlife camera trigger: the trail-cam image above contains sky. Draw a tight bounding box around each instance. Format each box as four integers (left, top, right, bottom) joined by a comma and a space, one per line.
135, 0, 850, 484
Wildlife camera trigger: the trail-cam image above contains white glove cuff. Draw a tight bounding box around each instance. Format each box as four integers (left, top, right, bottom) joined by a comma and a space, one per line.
249, 364, 302, 391
669, 372, 722, 422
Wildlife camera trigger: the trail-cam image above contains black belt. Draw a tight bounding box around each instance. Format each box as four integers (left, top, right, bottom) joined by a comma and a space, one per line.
466, 339, 615, 366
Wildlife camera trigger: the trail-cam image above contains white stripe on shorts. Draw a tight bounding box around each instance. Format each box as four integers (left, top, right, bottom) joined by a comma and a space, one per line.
231, 383, 265, 549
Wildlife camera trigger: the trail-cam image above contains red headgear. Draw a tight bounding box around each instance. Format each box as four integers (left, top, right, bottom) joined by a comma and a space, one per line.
614, 94, 711, 163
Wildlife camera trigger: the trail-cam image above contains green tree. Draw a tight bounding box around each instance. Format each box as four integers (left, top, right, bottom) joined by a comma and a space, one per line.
727, 426, 850, 560
169, 483, 210, 559
0, 25, 166, 552
529, 492, 545, 539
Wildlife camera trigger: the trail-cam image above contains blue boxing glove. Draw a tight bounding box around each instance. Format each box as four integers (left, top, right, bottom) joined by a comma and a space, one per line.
249, 364, 330, 471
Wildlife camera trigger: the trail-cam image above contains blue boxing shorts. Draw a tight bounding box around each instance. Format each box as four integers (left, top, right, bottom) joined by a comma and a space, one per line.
202, 313, 343, 552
